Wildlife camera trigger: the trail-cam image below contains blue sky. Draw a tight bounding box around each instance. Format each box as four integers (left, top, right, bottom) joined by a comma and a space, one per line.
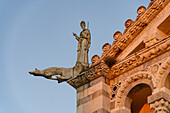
0, 0, 150, 113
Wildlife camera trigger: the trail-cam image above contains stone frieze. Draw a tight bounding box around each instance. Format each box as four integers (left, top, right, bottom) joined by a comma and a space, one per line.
109, 37, 170, 79
68, 37, 169, 88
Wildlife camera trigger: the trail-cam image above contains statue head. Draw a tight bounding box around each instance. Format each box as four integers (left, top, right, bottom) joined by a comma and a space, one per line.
113, 31, 122, 40
137, 6, 146, 15
80, 21, 86, 30
125, 19, 133, 28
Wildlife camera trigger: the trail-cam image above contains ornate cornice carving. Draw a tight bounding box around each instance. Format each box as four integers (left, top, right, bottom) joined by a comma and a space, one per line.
109, 37, 170, 79
98, 0, 169, 63
68, 37, 169, 88
67, 62, 109, 88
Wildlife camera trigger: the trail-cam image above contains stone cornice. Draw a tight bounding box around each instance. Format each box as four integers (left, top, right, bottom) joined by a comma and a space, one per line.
68, 37, 169, 88
109, 36, 170, 79
97, 0, 169, 64
67, 62, 110, 88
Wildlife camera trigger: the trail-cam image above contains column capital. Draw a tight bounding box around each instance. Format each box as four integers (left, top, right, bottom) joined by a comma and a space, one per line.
150, 99, 170, 113
148, 91, 170, 113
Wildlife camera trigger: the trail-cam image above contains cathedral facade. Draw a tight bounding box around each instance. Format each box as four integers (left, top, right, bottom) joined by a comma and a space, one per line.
67, 0, 170, 113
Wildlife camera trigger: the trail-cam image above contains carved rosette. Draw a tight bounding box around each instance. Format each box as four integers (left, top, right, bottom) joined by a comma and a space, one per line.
150, 99, 170, 113
141, 57, 168, 89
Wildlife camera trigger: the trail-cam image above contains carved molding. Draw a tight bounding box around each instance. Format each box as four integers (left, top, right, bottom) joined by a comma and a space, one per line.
144, 57, 168, 89
112, 57, 170, 108
155, 57, 170, 88
109, 37, 170, 79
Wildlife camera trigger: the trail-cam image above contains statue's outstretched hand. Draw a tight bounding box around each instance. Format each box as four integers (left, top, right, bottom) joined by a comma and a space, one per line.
73, 32, 79, 41
73, 32, 77, 37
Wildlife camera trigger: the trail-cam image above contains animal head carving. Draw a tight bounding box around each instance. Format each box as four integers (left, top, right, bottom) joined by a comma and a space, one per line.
29, 68, 43, 76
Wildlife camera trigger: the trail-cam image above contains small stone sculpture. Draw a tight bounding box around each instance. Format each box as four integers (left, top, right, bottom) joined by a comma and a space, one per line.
123, 19, 134, 34
113, 31, 122, 40
135, 6, 146, 21
91, 55, 100, 67
101, 43, 111, 57
29, 21, 91, 83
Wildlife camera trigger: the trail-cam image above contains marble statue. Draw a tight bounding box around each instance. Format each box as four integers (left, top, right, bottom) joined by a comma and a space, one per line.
73, 21, 91, 67
29, 21, 91, 83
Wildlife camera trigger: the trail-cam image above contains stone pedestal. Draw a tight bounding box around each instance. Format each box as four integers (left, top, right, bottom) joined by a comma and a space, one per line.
148, 91, 170, 113
76, 76, 110, 113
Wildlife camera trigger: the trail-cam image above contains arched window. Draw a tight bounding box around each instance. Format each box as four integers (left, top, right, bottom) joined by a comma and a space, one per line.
127, 84, 154, 113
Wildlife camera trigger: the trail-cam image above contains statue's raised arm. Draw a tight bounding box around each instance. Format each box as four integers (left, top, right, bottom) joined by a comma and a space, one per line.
73, 32, 79, 41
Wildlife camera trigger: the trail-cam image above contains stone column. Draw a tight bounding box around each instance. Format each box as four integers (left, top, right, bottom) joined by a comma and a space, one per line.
76, 76, 110, 113
148, 91, 170, 113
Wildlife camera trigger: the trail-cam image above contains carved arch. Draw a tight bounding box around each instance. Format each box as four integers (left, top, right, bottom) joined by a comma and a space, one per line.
156, 57, 170, 89
115, 72, 154, 109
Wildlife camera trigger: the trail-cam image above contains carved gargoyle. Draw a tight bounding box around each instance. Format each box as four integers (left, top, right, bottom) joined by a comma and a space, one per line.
29, 67, 72, 83
29, 63, 87, 83
29, 21, 91, 83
